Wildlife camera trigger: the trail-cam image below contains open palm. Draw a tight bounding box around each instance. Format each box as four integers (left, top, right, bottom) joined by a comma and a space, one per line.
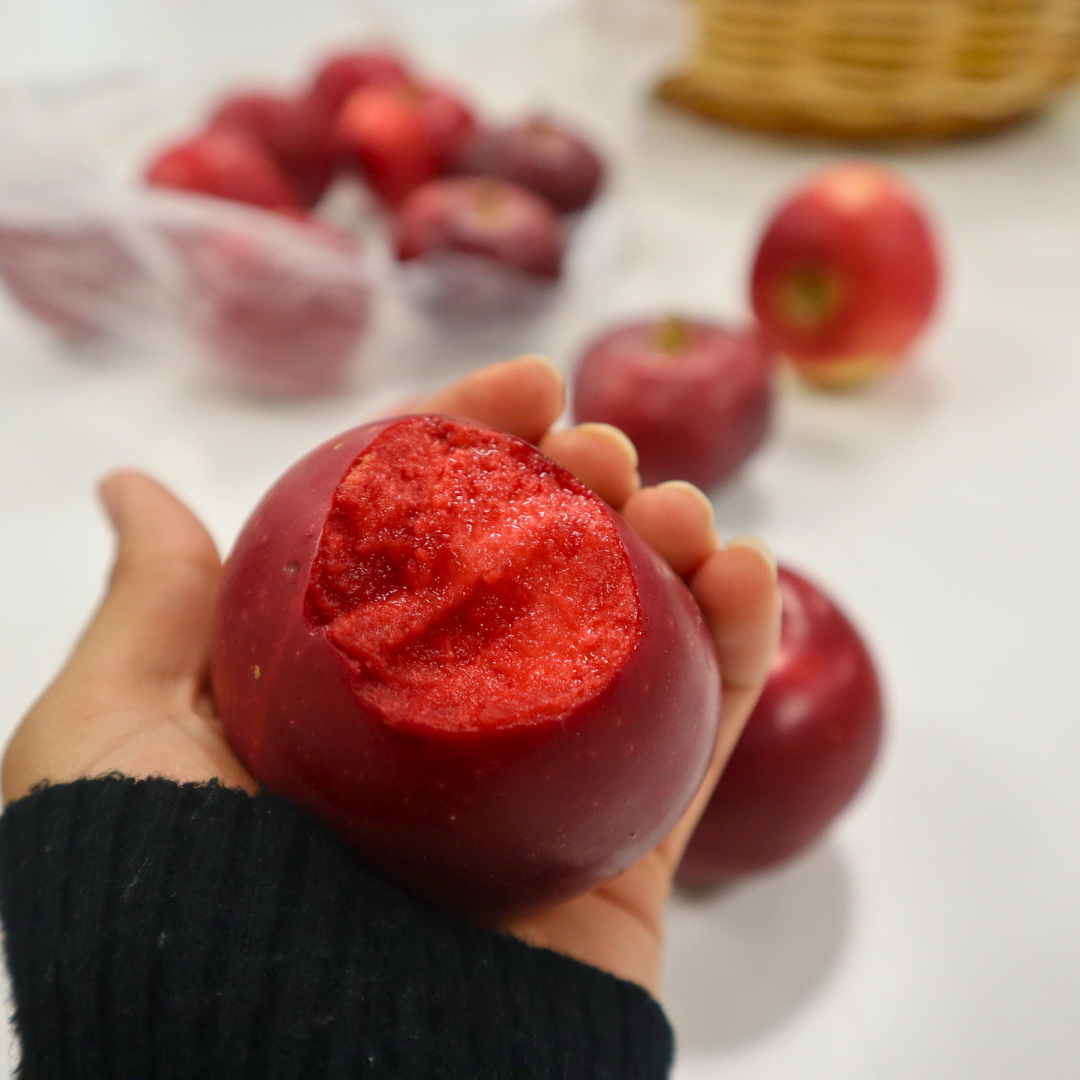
2, 355, 779, 1000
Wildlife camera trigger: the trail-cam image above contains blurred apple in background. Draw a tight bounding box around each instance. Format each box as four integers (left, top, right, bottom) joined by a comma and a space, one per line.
394, 176, 565, 317
173, 217, 369, 397
453, 116, 605, 213
678, 565, 884, 888
208, 92, 336, 208
0, 224, 143, 341
309, 49, 413, 119
751, 162, 939, 390
334, 82, 476, 206
572, 317, 773, 489
146, 129, 306, 214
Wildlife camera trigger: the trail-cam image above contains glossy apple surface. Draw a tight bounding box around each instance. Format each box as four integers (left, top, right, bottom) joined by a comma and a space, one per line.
209, 92, 336, 207
0, 224, 142, 341
309, 49, 412, 119
751, 162, 940, 389
678, 566, 884, 888
334, 83, 476, 206
454, 116, 605, 213
175, 218, 369, 397
211, 414, 720, 912
572, 317, 773, 489
146, 130, 305, 214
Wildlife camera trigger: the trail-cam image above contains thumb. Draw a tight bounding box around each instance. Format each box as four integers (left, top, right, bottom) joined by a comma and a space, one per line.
72, 471, 222, 688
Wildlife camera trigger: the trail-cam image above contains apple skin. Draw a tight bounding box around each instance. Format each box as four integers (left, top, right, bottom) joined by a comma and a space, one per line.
146, 130, 306, 214
175, 219, 369, 397
396, 177, 565, 279
211, 417, 720, 913
309, 50, 412, 120
334, 83, 477, 207
750, 162, 940, 389
454, 116, 605, 214
0, 224, 142, 341
572, 318, 773, 490
677, 566, 884, 888
209, 92, 336, 208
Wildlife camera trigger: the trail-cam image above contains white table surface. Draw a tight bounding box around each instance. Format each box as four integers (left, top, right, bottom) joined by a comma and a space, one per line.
2, 2, 1080, 1077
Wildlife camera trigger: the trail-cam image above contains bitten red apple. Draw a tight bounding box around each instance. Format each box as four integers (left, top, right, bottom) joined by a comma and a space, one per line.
146, 130, 306, 214
751, 162, 939, 389
211, 414, 720, 911
0, 224, 142, 341
678, 566, 883, 888
174, 217, 369, 397
572, 317, 773, 489
334, 83, 476, 206
309, 49, 412, 120
454, 116, 605, 213
209, 92, 336, 207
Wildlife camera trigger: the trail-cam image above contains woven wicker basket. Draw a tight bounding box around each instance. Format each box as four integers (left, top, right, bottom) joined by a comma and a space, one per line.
659, 0, 1080, 139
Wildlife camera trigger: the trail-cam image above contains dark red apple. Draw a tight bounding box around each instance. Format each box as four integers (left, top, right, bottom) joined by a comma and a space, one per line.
309, 49, 412, 120
211, 414, 720, 912
751, 162, 940, 389
454, 116, 605, 213
678, 566, 884, 888
146, 130, 305, 214
572, 317, 773, 490
394, 177, 565, 318
174, 217, 369, 397
0, 224, 142, 341
333, 83, 476, 206
208, 92, 336, 207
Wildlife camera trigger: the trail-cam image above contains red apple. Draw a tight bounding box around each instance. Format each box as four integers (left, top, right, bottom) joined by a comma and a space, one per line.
146, 130, 306, 214
174, 217, 369, 397
334, 83, 477, 206
572, 317, 773, 490
211, 414, 720, 912
454, 116, 605, 213
0, 223, 142, 341
394, 177, 565, 318
751, 162, 940, 389
309, 49, 412, 120
209, 92, 336, 207
678, 566, 884, 888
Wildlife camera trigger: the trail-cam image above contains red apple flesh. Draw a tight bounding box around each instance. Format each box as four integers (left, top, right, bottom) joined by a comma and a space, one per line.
211, 414, 720, 912
146, 130, 305, 214
0, 224, 142, 341
572, 317, 773, 490
751, 162, 939, 389
454, 116, 605, 213
209, 92, 336, 208
334, 83, 476, 207
174, 218, 369, 397
677, 566, 883, 888
310, 49, 412, 120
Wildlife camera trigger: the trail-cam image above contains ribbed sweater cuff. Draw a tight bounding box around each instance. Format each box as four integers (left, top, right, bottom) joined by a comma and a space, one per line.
0, 776, 673, 1079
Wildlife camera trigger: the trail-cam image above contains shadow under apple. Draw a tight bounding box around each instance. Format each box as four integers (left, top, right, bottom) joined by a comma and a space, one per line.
661, 842, 851, 1052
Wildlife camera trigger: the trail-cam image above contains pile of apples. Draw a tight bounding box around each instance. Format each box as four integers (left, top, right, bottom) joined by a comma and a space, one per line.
146, 47, 605, 333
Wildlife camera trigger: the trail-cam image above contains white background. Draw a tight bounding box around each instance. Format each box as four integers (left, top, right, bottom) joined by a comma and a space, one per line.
2, 1, 1080, 1077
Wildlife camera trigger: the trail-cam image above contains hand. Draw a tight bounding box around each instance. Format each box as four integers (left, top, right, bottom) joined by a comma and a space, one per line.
2, 355, 780, 1000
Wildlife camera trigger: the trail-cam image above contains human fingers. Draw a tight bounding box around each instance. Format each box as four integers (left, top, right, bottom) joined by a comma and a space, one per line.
620, 481, 721, 578
654, 539, 781, 868
537, 423, 641, 509
413, 355, 565, 444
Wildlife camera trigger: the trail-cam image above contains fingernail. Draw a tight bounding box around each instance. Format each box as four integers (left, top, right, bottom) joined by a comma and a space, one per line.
727, 534, 778, 580
98, 475, 124, 528
574, 422, 639, 469
512, 353, 565, 390
656, 480, 715, 526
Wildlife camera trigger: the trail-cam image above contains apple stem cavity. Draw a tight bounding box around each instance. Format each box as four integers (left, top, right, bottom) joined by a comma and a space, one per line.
778, 268, 844, 330
653, 315, 692, 355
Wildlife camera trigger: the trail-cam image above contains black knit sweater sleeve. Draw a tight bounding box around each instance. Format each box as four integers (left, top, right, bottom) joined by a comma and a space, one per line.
0, 776, 673, 1080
